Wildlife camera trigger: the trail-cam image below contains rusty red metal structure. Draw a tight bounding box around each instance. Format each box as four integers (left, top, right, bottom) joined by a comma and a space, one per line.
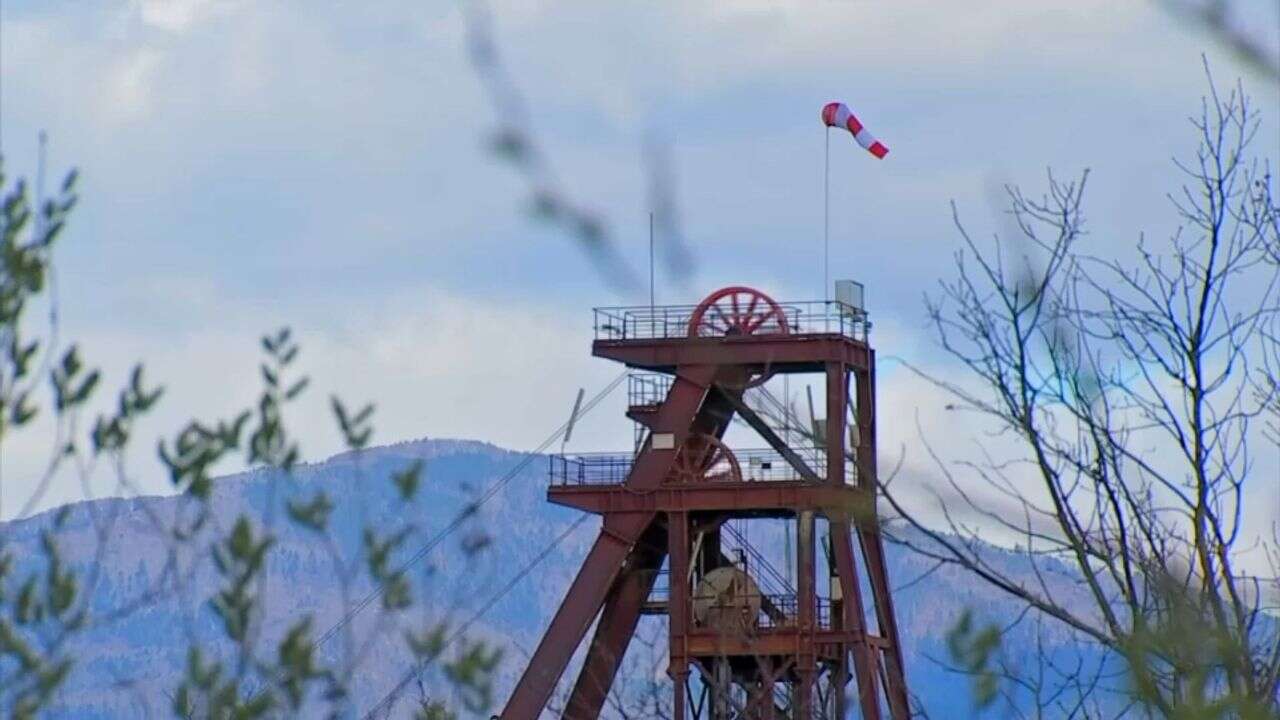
500, 286, 910, 719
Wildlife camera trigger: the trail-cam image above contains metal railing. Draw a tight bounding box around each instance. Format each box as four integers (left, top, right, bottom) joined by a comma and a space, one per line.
627, 372, 672, 408
722, 523, 795, 597
740, 449, 827, 482
741, 385, 828, 479
594, 300, 870, 343
646, 567, 833, 630
549, 447, 827, 486
549, 452, 634, 486
747, 595, 834, 631
676, 593, 833, 632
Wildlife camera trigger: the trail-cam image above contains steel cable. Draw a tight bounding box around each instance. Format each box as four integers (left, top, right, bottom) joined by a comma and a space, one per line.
312, 369, 627, 654
359, 513, 591, 719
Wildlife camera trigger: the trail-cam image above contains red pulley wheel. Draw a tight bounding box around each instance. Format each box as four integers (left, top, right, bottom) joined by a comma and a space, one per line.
667, 433, 742, 484
686, 286, 790, 387
686, 286, 791, 339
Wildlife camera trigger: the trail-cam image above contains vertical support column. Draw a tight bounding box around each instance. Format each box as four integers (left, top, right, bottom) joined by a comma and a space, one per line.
823, 361, 850, 720
825, 362, 848, 487
668, 510, 691, 717
826, 527, 849, 720
853, 353, 910, 719
833, 654, 849, 720
712, 660, 731, 720
860, 530, 910, 719
833, 520, 882, 720
852, 361, 873, 493
796, 510, 816, 718
673, 670, 688, 720
758, 656, 776, 720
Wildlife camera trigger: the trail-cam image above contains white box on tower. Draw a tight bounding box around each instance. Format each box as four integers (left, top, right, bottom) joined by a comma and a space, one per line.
834, 279, 865, 315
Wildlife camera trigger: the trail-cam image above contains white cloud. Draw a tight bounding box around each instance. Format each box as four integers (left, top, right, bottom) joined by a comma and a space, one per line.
132, 0, 227, 33
479, 0, 1156, 126
100, 46, 163, 121
0, 283, 630, 517
1, 0, 1274, 579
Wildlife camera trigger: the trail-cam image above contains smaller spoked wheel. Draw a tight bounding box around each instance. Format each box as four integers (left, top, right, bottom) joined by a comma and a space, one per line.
667, 433, 742, 484
686, 286, 791, 339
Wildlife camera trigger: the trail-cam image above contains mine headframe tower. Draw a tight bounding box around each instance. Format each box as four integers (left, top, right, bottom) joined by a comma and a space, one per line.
501, 286, 910, 719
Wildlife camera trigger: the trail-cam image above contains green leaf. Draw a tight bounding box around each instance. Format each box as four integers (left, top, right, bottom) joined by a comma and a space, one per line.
406, 623, 449, 660
276, 618, 327, 709
392, 460, 424, 501
69, 369, 100, 405
287, 492, 334, 532
443, 640, 503, 713
331, 395, 375, 450
946, 610, 1002, 710
416, 700, 458, 720
285, 376, 309, 401
12, 391, 38, 426
129, 365, 165, 411
60, 346, 81, 377
229, 516, 256, 560
12, 337, 38, 378
383, 575, 412, 611
17, 576, 41, 624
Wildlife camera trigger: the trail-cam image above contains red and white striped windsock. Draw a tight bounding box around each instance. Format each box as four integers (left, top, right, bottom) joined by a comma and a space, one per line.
822, 102, 888, 159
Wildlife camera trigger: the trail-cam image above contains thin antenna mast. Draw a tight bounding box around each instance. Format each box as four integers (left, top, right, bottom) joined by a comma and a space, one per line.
649, 212, 655, 311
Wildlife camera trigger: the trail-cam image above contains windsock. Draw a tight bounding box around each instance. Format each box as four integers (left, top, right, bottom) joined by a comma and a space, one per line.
821, 102, 889, 159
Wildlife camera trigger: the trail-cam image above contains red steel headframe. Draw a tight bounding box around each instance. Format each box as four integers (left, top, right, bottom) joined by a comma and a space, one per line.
500, 286, 909, 719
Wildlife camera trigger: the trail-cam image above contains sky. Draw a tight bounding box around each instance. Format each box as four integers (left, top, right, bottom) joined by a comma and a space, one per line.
0, 0, 1278, 560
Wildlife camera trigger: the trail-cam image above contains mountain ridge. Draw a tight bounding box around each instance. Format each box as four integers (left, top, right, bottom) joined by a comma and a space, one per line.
0, 437, 1113, 719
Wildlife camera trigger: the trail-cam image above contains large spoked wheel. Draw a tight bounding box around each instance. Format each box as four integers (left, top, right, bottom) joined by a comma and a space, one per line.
686, 286, 791, 339
667, 433, 742, 484
687, 286, 790, 388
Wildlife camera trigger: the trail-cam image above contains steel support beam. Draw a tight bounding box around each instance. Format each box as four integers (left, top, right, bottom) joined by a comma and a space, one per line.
860, 527, 911, 719
852, 354, 911, 719
833, 519, 882, 720
594, 335, 871, 373
796, 511, 816, 718
680, 631, 864, 658
501, 366, 717, 719
564, 521, 668, 718
668, 510, 691, 703
717, 389, 822, 483
549, 481, 870, 516
825, 362, 847, 487
673, 670, 688, 720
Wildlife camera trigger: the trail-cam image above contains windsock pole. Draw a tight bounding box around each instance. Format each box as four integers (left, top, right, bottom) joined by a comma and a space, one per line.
824, 125, 831, 302
821, 100, 889, 305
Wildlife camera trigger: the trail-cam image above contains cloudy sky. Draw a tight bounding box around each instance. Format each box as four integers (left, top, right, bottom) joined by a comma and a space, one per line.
1, 0, 1277, 546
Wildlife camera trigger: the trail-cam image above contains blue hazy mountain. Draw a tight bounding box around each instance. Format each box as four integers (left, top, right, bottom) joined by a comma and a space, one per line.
2, 438, 1117, 719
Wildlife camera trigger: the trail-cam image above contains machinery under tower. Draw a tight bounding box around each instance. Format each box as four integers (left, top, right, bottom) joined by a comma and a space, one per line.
501, 285, 910, 719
